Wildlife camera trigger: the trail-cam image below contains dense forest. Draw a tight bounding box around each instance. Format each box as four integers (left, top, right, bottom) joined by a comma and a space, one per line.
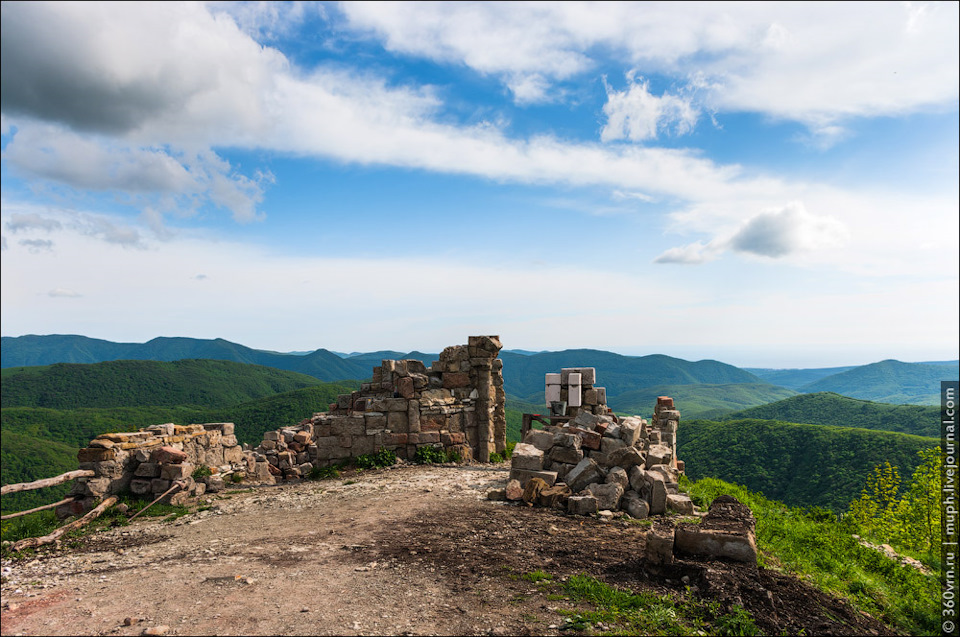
677, 418, 938, 511
720, 392, 940, 437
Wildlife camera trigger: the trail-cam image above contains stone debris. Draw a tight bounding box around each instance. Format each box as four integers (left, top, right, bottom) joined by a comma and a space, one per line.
653, 495, 759, 565
506, 395, 694, 519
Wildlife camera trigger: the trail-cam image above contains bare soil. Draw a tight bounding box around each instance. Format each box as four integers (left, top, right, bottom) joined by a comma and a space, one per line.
1, 463, 894, 636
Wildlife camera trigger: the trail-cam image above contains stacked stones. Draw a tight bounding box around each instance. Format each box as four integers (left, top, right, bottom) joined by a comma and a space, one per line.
504, 397, 693, 518
545, 367, 609, 418
248, 336, 507, 481
64, 423, 244, 517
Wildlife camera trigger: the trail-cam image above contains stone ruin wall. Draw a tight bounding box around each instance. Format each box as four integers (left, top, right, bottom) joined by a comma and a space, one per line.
64, 422, 245, 517
66, 336, 506, 515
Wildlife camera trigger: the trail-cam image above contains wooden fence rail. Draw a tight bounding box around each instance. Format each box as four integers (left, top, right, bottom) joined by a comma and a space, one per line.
1, 470, 95, 496
1, 469, 116, 551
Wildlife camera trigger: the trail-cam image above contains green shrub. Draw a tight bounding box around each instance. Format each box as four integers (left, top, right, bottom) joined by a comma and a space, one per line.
413, 446, 446, 465
489, 451, 505, 463
444, 449, 462, 463
191, 464, 213, 481
355, 447, 397, 470
309, 465, 340, 480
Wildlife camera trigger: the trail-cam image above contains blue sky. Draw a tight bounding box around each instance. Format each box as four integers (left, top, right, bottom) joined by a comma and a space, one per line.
1, 1, 957, 367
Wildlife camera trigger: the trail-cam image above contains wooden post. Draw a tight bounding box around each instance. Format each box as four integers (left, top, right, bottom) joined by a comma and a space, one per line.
1, 470, 95, 495
0, 497, 77, 520
520, 413, 533, 441
10, 496, 118, 552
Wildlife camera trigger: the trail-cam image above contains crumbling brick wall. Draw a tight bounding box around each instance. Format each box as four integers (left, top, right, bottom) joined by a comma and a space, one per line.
248, 335, 507, 481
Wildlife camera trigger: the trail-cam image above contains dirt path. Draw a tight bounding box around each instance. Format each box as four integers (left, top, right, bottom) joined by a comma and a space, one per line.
1, 463, 892, 636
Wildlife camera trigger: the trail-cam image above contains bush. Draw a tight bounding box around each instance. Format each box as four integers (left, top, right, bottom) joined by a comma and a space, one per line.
355, 448, 397, 470
309, 465, 340, 480
413, 446, 446, 465
191, 464, 213, 481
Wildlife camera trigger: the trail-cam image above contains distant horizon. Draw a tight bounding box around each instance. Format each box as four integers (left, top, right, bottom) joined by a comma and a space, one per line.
3, 332, 956, 371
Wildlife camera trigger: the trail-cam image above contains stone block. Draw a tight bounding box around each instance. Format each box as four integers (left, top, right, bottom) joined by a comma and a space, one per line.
508, 468, 558, 488
607, 447, 645, 471
571, 411, 600, 429
224, 445, 244, 464
387, 411, 409, 432
644, 526, 675, 564
648, 477, 668, 515
505, 479, 524, 501
407, 400, 421, 433
568, 427, 601, 450
657, 396, 674, 408
442, 372, 471, 389
605, 466, 629, 490
552, 432, 582, 450
523, 429, 555, 451
667, 494, 695, 515
78, 447, 117, 463
619, 420, 642, 446
397, 376, 415, 398
263, 431, 280, 441
205, 476, 225, 493
441, 432, 466, 446
549, 446, 584, 465
674, 526, 757, 563
151, 478, 172, 494
130, 479, 153, 496
134, 462, 161, 478
646, 444, 673, 468
151, 446, 188, 464
622, 491, 649, 519
538, 484, 571, 509
567, 495, 599, 516
511, 443, 544, 471
586, 482, 624, 511
566, 457, 604, 494
161, 462, 194, 480
554, 462, 576, 483
600, 437, 626, 456
628, 465, 646, 492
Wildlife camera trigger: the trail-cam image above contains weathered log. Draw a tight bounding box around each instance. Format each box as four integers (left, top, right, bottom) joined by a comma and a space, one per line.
10, 496, 118, 552
1, 470, 95, 495
0, 497, 77, 520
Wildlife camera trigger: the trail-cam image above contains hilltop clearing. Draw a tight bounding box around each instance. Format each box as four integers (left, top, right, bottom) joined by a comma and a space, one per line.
1, 464, 891, 636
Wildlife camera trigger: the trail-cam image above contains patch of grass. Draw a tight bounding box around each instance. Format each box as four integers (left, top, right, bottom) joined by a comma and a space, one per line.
686, 477, 938, 636
0, 510, 62, 545
191, 464, 213, 481
522, 570, 554, 583
558, 573, 759, 636
489, 451, 505, 463
309, 465, 341, 481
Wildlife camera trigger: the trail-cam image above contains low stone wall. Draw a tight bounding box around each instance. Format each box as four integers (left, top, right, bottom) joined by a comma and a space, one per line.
247, 335, 507, 481
65, 422, 245, 517
499, 396, 692, 517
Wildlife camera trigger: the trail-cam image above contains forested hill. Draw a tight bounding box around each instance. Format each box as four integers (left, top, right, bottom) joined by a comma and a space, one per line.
500, 350, 762, 399
720, 392, 940, 437
1, 359, 325, 409
799, 359, 958, 405
677, 418, 938, 511
1, 335, 370, 381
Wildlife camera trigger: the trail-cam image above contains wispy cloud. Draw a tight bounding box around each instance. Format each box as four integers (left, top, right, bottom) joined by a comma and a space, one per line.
19, 238, 54, 253
47, 288, 81, 298
5, 213, 63, 233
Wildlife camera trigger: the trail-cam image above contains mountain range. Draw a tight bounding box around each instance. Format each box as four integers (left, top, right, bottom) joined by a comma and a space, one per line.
2, 334, 956, 407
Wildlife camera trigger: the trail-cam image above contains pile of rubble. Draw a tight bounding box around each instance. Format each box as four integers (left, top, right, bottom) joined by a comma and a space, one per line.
494, 396, 694, 518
